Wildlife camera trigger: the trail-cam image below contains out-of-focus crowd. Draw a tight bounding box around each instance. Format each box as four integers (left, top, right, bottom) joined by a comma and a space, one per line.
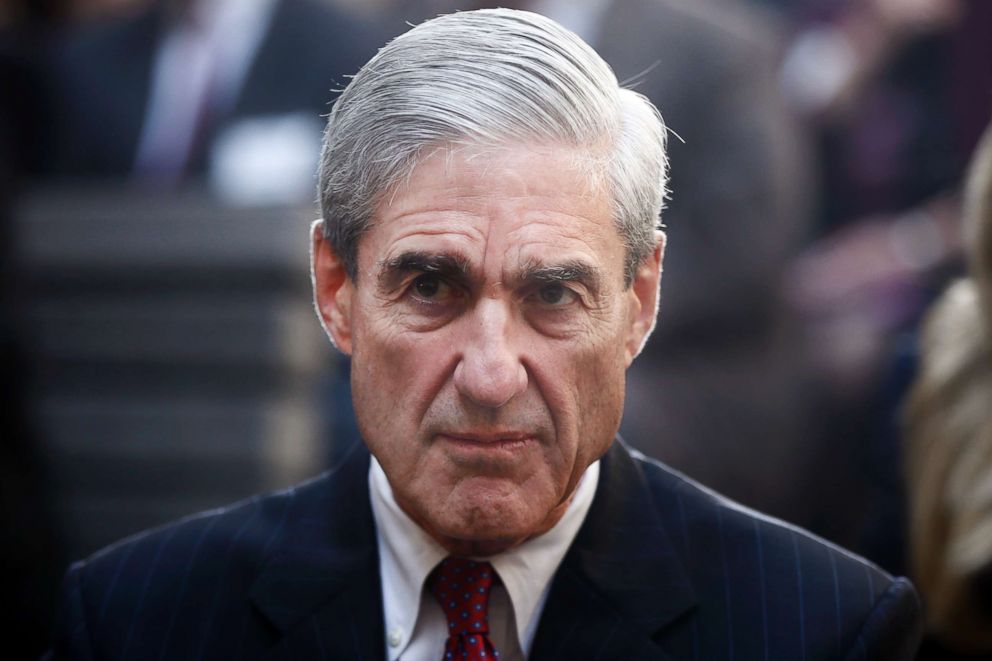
1, 0, 989, 658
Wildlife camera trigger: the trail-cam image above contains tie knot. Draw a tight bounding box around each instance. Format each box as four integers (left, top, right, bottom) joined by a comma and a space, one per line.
428, 557, 497, 637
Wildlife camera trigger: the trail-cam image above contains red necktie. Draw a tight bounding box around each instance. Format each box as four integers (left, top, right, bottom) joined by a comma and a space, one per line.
428, 557, 501, 660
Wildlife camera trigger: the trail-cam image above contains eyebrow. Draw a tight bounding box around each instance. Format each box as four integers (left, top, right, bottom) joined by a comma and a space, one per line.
377, 251, 472, 290
377, 251, 604, 296
517, 259, 603, 296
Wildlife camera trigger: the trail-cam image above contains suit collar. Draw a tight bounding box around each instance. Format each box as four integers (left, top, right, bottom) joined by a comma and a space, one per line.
250, 441, 385, 660
530, 440, 697, 660
248, 439, 696, 660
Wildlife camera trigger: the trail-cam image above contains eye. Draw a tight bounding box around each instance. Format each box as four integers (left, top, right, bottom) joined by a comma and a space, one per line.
413, 273, 442, 299
536, 283, 577, 306
409, 273, 461, 305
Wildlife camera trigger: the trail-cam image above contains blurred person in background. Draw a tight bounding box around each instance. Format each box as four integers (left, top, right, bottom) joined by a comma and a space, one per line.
905, 121, 992, 660
42, 0, 381, 205
780, 0, 992, 573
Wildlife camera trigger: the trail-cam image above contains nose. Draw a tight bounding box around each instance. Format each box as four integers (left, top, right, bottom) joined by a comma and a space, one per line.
453, 298, 528, 409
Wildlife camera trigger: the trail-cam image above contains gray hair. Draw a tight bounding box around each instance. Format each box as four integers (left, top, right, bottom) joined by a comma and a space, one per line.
318, 8, 668, 286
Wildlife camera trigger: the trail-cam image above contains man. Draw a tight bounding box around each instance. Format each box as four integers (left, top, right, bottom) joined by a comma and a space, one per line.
47, 9, 922, 660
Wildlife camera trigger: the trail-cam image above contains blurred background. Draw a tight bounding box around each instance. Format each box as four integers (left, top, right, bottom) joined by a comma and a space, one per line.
1, 0, 989, 657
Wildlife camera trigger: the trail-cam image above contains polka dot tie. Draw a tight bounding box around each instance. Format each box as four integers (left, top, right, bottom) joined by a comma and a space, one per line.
427, 557, 501, 661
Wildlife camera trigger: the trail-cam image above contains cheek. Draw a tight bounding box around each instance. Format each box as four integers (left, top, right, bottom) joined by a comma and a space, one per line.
530, 326, 627, 455
575, 341, 626, 441
350, 301, 455, 424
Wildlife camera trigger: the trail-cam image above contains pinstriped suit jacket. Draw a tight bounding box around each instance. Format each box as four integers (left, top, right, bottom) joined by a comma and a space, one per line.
46, 440, 922, 660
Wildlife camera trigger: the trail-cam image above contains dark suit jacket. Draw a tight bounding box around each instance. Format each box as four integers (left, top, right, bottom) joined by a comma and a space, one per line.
46, 441, 921, 660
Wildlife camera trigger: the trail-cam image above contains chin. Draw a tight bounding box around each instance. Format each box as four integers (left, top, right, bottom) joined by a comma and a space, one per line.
435, 518, 530, 557
432, 492, 556, 556
441, 537, 525, 558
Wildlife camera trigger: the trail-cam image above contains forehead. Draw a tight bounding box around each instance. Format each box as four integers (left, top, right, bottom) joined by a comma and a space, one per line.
358, 144, 624, 278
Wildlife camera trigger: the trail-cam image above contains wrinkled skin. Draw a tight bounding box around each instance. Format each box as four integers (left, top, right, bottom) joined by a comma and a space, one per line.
313, 144, 663, 556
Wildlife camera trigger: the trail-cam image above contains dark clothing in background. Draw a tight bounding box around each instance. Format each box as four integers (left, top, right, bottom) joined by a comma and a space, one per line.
0, 24, 66, 659
42, 0, 381, 179
0, 327, 65, 661
801, 0, 992, 233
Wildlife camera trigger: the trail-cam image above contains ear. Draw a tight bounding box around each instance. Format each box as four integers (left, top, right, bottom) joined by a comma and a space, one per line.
623, 232, 665, 366
310, 219, 355, 354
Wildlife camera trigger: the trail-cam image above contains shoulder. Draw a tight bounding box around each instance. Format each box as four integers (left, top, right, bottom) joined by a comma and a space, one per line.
627, 447, 923, 659
74, 475, 306, 599
84, 476, 316, 598
46, 453, 364, 660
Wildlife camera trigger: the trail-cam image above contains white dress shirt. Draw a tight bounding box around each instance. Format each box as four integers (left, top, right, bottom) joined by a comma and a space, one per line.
369, 456, 600, 661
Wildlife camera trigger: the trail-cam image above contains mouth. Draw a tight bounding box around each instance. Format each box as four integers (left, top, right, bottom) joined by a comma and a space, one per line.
437, 432, 535, 453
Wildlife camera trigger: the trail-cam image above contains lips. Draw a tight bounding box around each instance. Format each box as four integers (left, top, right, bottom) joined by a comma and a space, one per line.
436, 432, 536, 454
441, 431, 531, 443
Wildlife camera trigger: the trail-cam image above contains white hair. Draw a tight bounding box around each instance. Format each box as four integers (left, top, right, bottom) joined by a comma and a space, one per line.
318, 8, 668, 285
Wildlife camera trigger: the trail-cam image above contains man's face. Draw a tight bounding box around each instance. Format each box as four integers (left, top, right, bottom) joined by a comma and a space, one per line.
313, 144, 662, 555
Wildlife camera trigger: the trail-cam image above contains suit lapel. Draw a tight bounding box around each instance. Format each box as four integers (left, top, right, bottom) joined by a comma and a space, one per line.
250, 442, 385, 660
530, 441, 697, 660
247, 439, 696, 660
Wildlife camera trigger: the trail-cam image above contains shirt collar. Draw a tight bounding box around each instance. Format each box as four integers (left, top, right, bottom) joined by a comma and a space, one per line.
369, 456, 600, 658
